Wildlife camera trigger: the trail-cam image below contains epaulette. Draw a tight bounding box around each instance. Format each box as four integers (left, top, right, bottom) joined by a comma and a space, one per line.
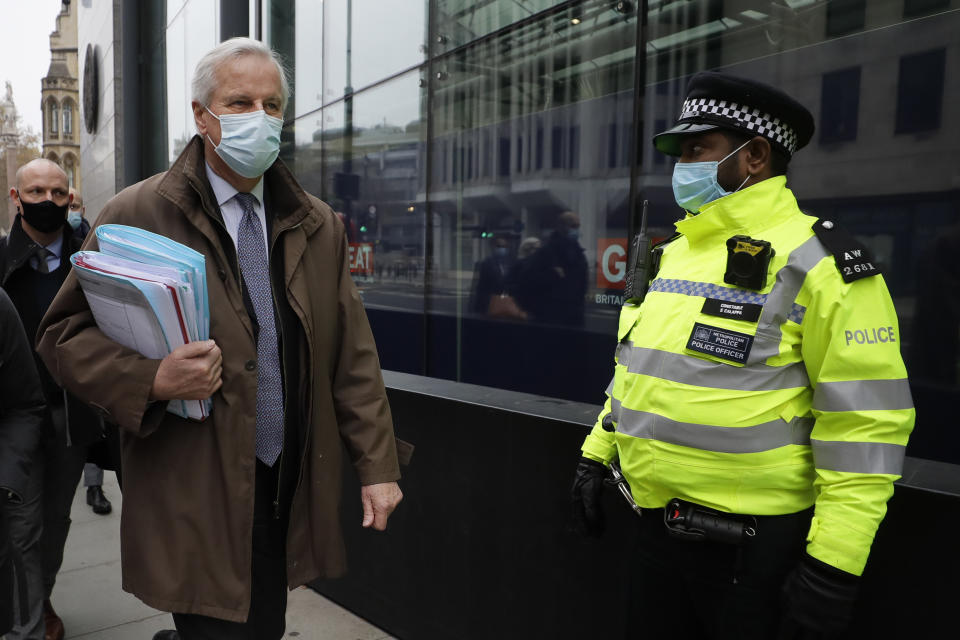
652, 232, 683, 250
649, 232, 682, 281
810, 219, 880, 283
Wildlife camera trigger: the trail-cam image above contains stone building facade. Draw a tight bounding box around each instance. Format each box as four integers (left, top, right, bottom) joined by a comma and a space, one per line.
41, 0, 80, 190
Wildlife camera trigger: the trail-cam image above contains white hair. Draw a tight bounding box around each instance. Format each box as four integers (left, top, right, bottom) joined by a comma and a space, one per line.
191, 37, 290, 113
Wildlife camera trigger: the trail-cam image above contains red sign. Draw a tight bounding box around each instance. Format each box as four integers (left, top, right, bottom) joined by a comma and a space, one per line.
597, 238, 627, 289
348, 243, 374, 276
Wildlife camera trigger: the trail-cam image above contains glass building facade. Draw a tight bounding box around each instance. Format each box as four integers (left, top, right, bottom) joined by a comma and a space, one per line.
147, 0, 958, 462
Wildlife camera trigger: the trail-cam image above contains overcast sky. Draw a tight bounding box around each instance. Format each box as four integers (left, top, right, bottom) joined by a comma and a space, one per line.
0, 0, 68, 135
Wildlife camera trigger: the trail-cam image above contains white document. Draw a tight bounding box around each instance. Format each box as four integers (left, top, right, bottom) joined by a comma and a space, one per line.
74, 268, 170, 359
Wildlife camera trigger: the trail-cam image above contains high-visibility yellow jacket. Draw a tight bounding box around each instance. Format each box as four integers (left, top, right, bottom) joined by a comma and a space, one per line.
582, 176, 914, 576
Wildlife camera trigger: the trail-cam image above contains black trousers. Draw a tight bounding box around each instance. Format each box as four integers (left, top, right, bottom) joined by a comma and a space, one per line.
173, 460, 289, 640
625, 505, 813, 640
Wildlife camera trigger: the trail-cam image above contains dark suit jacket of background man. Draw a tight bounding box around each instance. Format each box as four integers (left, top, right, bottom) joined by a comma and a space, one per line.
0, 288, 45, 634
37, 136, 401, 622
0, 216, 103, 448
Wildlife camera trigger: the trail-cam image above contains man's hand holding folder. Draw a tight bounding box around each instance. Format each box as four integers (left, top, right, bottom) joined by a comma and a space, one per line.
149, 340, 223, 402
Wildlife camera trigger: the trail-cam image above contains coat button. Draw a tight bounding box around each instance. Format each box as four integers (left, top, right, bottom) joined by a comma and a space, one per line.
245, 359, 257, 371
217, 268, 227, 280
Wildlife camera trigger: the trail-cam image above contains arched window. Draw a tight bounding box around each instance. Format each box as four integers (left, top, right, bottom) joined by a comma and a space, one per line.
49, 100, 59, 135
63, 102, 73, 137
64, 155, 76, 187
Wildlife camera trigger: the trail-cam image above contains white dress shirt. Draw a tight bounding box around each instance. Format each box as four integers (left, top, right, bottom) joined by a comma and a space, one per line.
204, 162, 269, 251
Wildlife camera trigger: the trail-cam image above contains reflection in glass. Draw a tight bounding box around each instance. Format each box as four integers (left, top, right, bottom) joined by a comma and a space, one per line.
435, 0, 567, 51
165, 0, 217, 166
292, 71, 427, 373
280, 0, 960, 444
293, 71, 426, 373
644, 0, 960, 463
293, 0, 323, 119
431, 0, 636, 334
322, 0, 427, 104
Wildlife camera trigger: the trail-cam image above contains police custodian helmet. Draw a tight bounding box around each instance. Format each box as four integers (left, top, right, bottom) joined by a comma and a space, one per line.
654, 71, 815, 158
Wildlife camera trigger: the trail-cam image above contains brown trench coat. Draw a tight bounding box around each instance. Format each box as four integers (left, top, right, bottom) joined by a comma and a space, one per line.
36, 137, 400, 622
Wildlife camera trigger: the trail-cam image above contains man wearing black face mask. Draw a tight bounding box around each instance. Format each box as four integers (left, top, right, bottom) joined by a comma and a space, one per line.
1, 158, 104, 640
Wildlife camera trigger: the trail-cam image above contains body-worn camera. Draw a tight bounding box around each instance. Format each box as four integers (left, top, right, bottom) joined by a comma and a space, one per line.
724, 236, 775, 290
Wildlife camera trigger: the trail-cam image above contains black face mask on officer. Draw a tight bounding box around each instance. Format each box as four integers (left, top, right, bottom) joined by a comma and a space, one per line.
18, 193, 68, 233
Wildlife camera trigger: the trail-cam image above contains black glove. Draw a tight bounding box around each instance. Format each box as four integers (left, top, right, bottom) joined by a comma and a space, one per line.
779, 553, 860, 639
570, 457, 608, 537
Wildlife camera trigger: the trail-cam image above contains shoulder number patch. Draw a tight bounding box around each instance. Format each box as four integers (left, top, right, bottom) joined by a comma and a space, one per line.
811, 220, 880, 283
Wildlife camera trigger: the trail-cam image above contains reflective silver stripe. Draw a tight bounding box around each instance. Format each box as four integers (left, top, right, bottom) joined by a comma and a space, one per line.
813, 379, 914, 412
618, 342, 809, 391
811, 439, 905, 475
605, 375, 615, 397
610, 396, 623, 423
749, 236, 830, 364
617, 406, 813, 453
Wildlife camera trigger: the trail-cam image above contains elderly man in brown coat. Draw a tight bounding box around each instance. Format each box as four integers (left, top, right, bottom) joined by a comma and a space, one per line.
37, 37, 402, 640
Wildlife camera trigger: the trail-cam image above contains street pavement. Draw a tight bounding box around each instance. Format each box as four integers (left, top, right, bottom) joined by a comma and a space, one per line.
46, 471, 394, 640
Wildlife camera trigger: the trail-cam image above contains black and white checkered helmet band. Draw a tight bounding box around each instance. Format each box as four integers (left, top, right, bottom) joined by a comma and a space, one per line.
680, 98, 799, 155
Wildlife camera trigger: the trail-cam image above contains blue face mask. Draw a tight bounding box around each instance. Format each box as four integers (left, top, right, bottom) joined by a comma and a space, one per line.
67, 211, 82, 230
671, 139, 751, 213
206, 107, 283, 179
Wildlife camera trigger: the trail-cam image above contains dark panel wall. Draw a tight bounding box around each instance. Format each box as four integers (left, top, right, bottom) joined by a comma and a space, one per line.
312, 385, 960, 640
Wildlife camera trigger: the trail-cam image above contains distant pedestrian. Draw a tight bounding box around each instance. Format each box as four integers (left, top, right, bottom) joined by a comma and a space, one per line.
66, 187, 90, 241
509, 213, 587, 326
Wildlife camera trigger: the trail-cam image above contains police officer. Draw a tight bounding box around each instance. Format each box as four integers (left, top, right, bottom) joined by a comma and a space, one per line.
570, 72, 914, 638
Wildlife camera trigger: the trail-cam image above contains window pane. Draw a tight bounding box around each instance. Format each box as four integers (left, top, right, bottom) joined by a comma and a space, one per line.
894, 49, 946, 135
165, 0, 217, 166
426, 0, 637, 397
322, 0, 427, 105
277, 0, 960, 465
645, 0, 960, 464
289, 71, 428, 375
435, 0, 568, 51
819, 67, 860, 144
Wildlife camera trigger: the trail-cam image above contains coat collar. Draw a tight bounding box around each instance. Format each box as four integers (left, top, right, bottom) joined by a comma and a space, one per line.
156, 136, 323, 238
674, 175, 798, 246
2, 215, 78, 285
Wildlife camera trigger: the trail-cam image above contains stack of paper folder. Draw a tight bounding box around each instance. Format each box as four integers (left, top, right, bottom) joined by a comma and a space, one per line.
72, 224, 211, 421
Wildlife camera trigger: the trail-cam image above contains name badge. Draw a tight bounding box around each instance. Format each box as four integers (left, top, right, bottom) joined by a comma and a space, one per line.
686, 322, 754, 365
701, 298, 762, 322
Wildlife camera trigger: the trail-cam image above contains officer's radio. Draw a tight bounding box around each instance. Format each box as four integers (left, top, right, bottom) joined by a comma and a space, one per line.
623, 200, 652, 303
724, 236, 775, 291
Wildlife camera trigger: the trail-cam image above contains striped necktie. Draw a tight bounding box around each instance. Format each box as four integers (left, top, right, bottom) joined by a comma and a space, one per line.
234, 192, 284, 466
